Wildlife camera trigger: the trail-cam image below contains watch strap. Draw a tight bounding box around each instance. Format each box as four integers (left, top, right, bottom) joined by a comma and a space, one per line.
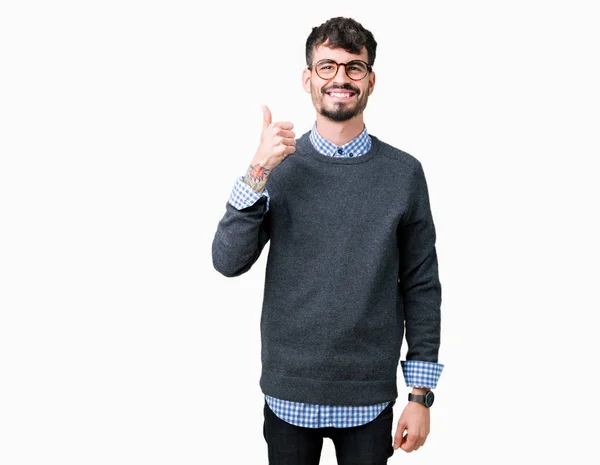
408, 393, 426, 403
408, 391, 434, 408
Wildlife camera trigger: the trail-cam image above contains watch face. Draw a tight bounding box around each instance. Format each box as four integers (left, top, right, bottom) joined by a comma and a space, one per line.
425, 390, 435, 407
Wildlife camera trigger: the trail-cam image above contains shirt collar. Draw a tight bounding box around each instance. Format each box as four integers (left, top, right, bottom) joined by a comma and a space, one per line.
309, 121, 371, 158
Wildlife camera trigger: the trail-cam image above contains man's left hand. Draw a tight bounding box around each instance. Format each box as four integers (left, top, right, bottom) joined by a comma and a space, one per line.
392, 401, 430, 452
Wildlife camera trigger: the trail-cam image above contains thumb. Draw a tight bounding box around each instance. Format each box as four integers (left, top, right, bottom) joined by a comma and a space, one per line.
261, 104, 272, 129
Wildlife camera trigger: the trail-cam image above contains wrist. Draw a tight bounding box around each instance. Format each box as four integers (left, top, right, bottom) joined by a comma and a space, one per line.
242, 177, 265, 193
411, 387, 431, 395
251, 152, 277, 171
408, 390, 435, 408
243, 161, 272, 193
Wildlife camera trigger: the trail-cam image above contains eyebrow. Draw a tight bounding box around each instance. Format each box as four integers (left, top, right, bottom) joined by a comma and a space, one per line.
319, 58, 365, 63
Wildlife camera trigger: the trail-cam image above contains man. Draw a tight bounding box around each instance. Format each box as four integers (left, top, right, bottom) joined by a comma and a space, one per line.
212, 16, 444, 465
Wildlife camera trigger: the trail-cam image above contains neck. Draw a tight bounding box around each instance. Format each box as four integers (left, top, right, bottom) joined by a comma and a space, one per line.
315, 113, 365, 146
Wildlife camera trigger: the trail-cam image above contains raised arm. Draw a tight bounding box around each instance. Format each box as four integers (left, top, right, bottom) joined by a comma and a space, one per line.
211, 105, 296, 277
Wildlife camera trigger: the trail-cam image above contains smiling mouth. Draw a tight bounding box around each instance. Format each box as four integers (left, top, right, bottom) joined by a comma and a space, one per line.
325, 91, 356, 100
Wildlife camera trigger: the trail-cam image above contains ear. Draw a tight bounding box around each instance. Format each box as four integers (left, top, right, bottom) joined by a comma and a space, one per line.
368, 70, 376, 96
302, 67, 312, 93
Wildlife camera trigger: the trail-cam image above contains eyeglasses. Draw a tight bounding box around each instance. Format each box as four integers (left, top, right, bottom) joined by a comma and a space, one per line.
308, 59, 372, 81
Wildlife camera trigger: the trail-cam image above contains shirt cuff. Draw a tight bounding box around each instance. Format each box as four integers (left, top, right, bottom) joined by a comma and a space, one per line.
400, 360, 444, 388
228, 176, 270, 211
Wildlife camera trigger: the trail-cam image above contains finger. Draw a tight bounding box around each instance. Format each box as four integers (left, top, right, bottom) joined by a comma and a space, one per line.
394, 432, 406, 450
280, 145, 296, 157
262, 105, 272, 129
416, 429, 428, 449
271, 135, 296, 147
272, 121, 294, 130
280, 137, 296, 147
272, 129, 296, 139
401, 433, 418, 453
415, 437, 426, 450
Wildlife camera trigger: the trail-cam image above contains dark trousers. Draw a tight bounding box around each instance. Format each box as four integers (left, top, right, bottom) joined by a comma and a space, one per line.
263, 399, 396, 465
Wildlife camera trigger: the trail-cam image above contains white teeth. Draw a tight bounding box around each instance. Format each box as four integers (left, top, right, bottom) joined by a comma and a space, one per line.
329, 92, 353, 98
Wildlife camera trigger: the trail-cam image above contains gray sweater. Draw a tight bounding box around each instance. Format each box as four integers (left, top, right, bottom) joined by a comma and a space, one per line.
212, 130, 442, 405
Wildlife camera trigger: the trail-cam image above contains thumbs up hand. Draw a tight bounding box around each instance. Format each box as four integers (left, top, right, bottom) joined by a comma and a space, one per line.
257, 104, 296, 167
243, 105, 296, 193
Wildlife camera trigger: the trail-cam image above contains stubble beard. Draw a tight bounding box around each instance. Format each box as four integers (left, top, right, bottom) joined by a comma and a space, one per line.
312, 84, 368, 122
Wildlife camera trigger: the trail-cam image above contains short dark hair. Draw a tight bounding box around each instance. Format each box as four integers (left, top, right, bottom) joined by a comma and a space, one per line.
305, 17, 377, 67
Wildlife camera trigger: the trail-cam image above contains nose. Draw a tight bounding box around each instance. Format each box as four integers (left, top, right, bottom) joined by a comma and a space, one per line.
332, 63, 352, 84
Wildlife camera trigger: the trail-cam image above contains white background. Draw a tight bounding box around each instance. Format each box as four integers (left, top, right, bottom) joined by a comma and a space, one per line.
1, 1, 599, 463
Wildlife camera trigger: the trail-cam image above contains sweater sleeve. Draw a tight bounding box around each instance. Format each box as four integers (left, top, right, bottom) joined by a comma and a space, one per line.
397, 161, 444, 383
212, 177, 271, 277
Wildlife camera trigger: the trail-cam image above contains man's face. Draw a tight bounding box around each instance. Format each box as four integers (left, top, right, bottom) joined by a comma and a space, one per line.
302, 43, 376, 122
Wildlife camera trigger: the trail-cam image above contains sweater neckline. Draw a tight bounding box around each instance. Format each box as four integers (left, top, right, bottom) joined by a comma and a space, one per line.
299, 130, 379, 165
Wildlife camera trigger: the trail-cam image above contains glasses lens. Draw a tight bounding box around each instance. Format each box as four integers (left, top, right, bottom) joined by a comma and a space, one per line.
346, 61, 368, 79
316, 60, 337, 79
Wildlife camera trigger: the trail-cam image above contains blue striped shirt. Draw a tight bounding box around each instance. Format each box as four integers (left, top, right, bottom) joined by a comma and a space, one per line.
228, 121, 444, 427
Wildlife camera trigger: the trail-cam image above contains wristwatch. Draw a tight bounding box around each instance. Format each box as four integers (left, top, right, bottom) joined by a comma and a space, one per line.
408, 390, 435, 408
